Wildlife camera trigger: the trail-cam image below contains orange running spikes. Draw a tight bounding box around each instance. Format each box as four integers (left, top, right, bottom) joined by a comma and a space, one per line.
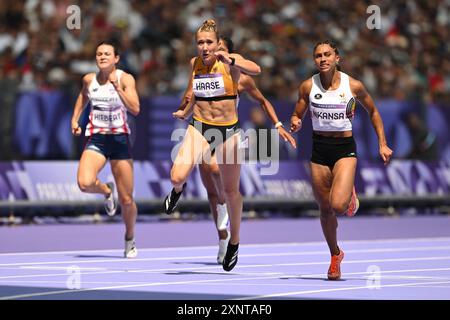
346, 186, 359, 217
328, 249, 345, 280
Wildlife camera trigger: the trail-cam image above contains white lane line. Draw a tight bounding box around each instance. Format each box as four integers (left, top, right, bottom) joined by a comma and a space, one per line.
2, 236, 450, 256
406, 285, 450, 289
2, 245, 450, 267
289, 267, 450, 281
273, 256, 450, 268
2, 264, 450, 300
19, 266, 107, 271
0, 243, 290, 256
0, 274, 299, 300
204, 267, 450, 284
234, 280, 450, 300
0, 271, 283, 285
1, 256, 450, 281
3, 267, 450, 300
0, 280, 153, 284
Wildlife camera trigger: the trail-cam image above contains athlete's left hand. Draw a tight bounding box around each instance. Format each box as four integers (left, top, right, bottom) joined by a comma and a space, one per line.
278, 127, 297, 148
214, 51, 232, 65
379, 145, 393, 165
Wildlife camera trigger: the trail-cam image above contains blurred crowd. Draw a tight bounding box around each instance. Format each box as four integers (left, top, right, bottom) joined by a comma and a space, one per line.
1, 0, 449, 160
1, 0, 449, 101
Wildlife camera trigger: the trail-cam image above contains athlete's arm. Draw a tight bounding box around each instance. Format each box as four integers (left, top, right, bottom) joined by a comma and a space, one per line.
290, 79, 312, 133
214, 52, 261, 76
173, 57, 196, 120
350, 77, 393, 165
71, 74, 91, 136
110, 72, 140, 116
178, 57, 196, 111
240, 75, 296, 148
173, 95, 195, 120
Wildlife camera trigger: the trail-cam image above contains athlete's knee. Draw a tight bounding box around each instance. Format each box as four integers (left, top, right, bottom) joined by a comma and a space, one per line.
119, 194, 134, 207
170, 169, 186, 187
224, 187, 241, 199
330, 199, 347, 215
77, 177, 96, 192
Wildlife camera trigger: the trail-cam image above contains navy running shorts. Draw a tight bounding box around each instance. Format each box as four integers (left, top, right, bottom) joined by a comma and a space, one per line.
84, 133, 132, 160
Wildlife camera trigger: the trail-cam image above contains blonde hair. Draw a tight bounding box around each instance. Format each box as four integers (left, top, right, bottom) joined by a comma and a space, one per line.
196, 19, 219, 40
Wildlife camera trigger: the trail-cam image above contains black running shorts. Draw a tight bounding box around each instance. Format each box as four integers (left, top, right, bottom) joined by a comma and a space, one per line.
189, 117, 241, 154
311, 133, 357, 168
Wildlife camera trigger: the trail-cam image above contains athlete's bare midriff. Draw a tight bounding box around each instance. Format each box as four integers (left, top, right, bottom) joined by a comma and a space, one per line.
314, 130, 353, 138
193, 99, 238, 123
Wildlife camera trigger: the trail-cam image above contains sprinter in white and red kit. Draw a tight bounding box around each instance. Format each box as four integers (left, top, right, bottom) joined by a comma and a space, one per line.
71, 42, 140, 258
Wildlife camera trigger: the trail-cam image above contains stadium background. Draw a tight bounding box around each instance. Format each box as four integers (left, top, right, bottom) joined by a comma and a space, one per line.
1, 0, 449, 219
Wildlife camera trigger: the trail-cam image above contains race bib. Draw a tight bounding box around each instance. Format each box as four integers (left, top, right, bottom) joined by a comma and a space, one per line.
91, 107, 125, 128
193, 73, 226, 97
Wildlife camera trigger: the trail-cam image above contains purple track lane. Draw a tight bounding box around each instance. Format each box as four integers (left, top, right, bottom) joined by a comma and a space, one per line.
1, 215, 450, 300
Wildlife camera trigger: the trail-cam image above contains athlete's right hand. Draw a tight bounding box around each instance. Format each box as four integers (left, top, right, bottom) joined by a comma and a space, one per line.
214, 51, 231, 65
72, 121, 82, 136
290, 115, 302, 133
172, 110, 187, 120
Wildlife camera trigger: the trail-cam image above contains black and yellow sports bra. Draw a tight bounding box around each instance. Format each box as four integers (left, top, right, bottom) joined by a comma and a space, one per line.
192, 57, 238, 101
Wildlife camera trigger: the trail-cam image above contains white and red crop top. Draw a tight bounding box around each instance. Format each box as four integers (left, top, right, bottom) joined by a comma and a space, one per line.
85, 69, 130, 136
